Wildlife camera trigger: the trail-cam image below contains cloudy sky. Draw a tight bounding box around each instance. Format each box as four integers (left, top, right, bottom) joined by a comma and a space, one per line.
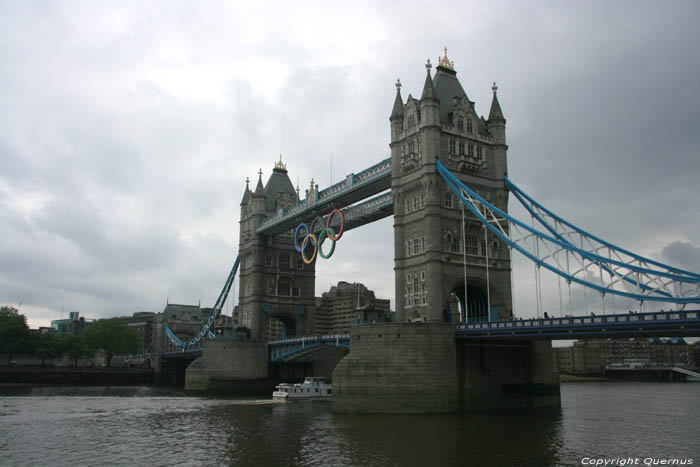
1, 1, 699, 329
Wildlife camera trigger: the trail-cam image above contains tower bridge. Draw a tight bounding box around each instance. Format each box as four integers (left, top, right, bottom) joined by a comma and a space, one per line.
157, 49, 700, 413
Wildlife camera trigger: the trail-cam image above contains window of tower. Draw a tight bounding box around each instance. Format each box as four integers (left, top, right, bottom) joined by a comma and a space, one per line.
477, 146, 484, 160
278, 280, 290, 296
458, 117, 464, 130
279, 253, 290, 270
467, 119, 473, 133
450, 235, 460, 253
449, 139, 456, 154
292, 284, 300, 297
468, 143, 474, 157
266, 254, 273, 267
465, 234, 478, 255
459, 141, 465, 155
444, 192, 453, 209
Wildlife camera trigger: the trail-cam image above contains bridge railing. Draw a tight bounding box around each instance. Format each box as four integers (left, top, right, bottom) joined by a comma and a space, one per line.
456, 309, 700, 338
268, 334, 350, 362
269, 334, 349, 347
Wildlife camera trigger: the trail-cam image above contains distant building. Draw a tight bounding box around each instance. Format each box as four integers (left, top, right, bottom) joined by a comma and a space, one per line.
314, 282, 391, 334
692, 342, 700, 370
119, 312, 156, 351
50, 311, 94, 337
554, 338, 693, 374
151, 302, 234, 361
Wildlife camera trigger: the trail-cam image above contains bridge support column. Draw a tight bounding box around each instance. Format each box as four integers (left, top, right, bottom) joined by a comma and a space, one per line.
458, 339, 560, 410
332, 324, 560, 413
185, 340, 269, 393
332, 323, 459, 414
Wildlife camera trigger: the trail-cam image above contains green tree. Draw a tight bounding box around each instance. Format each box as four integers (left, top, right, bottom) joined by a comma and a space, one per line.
58, 335, 91, 367
33, 332, 59, 367
0, 306, 32, 365
80, 318, 140, 367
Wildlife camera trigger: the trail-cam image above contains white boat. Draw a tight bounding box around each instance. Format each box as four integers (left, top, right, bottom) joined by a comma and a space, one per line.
272, 377, 333, 399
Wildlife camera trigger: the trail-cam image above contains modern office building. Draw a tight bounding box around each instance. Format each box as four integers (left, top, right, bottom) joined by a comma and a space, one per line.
314, 281, 391, 334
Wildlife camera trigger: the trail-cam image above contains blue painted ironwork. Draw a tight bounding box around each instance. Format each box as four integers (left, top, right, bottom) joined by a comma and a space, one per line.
435, 159, 700, 305
456, 309, 700, 340
119, 344, 152, 361
163, 254, 240, 349
269, 334, 349, 362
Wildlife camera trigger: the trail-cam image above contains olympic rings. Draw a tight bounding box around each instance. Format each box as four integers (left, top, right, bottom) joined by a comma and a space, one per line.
317, 227, 336, 259
301, 233, 318, 264
310, 216, 326, 237
294, 210, 345, 263
325, 209, 344, 241
294, 223, 309, 253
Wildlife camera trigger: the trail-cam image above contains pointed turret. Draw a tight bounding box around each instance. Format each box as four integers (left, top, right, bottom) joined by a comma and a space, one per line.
390, 78, 405, 121
420, 59, 440, 127
390, 78, 405, 144
250, 168, 267, 215
487, 82, 506, 145
488, 82, 505, 123
253, 169, 265, 197
420, 59, 437, 101
240, 177, 251, 206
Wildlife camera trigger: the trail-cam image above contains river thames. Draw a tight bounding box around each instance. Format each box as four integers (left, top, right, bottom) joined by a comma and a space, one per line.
0, 382, 697, 467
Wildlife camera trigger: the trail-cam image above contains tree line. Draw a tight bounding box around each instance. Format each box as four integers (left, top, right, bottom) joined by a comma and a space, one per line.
0, 306, 141, 367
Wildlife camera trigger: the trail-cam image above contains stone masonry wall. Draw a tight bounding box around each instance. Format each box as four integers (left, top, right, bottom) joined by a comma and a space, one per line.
185, 339, 268, 391
332, 323, 459, 414
458, 339, 560, 410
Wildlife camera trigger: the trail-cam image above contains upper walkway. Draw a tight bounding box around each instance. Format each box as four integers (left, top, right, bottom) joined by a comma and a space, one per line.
256, 157, 391, 236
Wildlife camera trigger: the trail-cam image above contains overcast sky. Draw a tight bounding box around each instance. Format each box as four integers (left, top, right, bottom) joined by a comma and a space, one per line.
1, 1, 699, 329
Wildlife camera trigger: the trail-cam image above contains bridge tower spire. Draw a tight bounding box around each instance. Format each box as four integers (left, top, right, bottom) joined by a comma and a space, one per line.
390, 51, 513, 324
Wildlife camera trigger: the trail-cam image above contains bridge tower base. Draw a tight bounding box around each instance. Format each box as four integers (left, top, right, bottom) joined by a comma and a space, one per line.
332, 324, 560, 414
185, 340, 269, 393
332, 323, 460, 414
458, 339, 560, 410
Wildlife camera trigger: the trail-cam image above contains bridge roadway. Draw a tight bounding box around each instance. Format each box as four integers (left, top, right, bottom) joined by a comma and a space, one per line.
160, 310, 700, 364
456, 309, 700, 340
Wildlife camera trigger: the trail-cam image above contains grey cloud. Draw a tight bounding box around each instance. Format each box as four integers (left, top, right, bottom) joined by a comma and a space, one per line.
661, 241, 700, 274
2, 1, 700, 328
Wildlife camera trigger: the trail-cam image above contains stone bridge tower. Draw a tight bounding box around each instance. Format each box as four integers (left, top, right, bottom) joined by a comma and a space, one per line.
390, 50, 512, 324
238, 158, 316, 341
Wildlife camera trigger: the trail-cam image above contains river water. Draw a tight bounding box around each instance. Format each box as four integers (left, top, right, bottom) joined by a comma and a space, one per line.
0, 382, 697, 467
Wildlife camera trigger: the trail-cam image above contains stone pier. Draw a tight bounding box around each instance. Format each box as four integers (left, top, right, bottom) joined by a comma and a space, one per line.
185, 340, 269, 393
332, 323, 560, 414
332, 323, 459, 413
